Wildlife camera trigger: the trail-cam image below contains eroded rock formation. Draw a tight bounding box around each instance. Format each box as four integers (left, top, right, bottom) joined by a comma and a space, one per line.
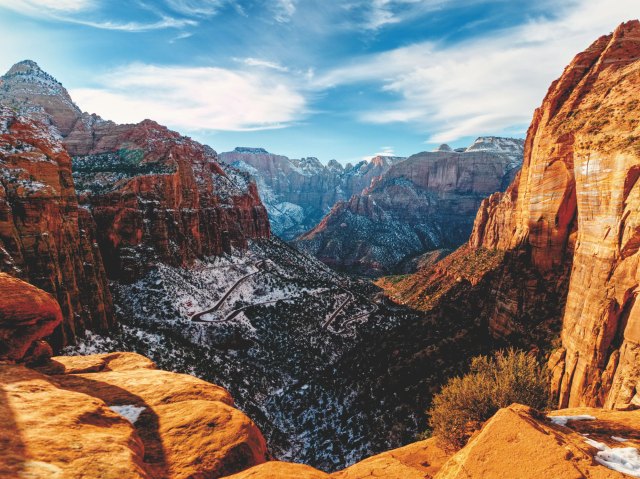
0, 60, 270, 346
0, 106, 113, 347
0, 273, 61, 362
379, 20, 640, 409
297, 138, 524, 276
219, 147, 405, 240
0, 352, 267, 479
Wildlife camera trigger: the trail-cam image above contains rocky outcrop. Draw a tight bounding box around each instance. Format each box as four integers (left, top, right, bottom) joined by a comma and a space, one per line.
0, 60, 270, 347
332, 437, 449, 479
226, 404, 640, 478
0, 105, 114, 348
296, 137, 524, 276
69, 120, 270, 281
470, 20, 640, 410
437, 404, 640, 478
0, 352, 267, 479
219, 147, 404, 240
379, 21, 640, 410
0, 273, 61, 361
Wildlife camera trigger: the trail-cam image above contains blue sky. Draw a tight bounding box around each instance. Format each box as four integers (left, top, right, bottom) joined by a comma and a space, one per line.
0, 0, 637, 163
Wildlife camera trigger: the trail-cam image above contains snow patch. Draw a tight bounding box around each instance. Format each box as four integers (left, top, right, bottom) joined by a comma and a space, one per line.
548, 415, 596, 426
109, 405, 146, 424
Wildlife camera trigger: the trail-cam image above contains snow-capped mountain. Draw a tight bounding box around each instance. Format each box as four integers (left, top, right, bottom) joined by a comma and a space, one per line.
219, 148, 405, 240
295, 138, 524, 276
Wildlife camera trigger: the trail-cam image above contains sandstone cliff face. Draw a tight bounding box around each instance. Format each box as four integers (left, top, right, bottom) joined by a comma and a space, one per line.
381, 21, 640, 410
0, 106, 114, 347
69, 121, 270, 281
219, 147, 404, 240
471, 21, 640, 410
296, 138, 523, 276
0, 60, 270, 347
0, 273, 61, 361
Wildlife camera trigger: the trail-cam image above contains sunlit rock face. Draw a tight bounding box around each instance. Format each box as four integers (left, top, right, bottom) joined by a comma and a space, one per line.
219, 147, 405, 240
295, 137, 524, 276
0, 352, 267, 479
0, 60, 270, 346
0, 273, 62, 362
473, 20, 640, 410
381, 20, 640, 410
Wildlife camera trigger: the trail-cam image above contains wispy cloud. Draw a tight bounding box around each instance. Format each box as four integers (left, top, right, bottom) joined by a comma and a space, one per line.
362, 146, 396, 161
272, 0, 296, 23
164, 0, 225, 17
317, 0, 640, 143
0, 0, 195, 31
70, 63, 306, 132
237, 57, 289, 72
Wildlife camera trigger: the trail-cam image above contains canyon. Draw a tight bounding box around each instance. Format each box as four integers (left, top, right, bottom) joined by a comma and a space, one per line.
380, 20, 640, 411
1, 18, 640, 479
296, 137, 524, 276
219, 147, 405, 240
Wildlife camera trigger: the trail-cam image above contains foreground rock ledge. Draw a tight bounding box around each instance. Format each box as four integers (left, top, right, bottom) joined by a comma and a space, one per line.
222, 404, 640, 479
0, 352, 267, 479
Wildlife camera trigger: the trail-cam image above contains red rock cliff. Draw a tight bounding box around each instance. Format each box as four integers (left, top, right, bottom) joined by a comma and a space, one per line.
0, 107, 114, 348
465, 20, 640, 409
68, 118, 270, 280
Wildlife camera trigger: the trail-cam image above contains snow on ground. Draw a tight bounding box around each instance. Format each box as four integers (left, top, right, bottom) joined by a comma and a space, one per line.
109, 405, 146, 424
584, 438, 640, 477
548, 415, 596, 426
613, 436, 629, 442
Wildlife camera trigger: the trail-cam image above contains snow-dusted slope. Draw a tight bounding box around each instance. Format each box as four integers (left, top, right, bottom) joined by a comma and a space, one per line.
65, 237, 496, 472
219, 148, 405, 240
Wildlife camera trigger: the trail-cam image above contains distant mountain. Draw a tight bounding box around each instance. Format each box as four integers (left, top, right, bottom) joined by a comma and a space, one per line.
219, 148, 405, 240
295, 137, 524, 276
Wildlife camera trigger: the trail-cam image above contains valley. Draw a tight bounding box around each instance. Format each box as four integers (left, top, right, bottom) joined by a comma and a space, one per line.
0, 12, 639, 479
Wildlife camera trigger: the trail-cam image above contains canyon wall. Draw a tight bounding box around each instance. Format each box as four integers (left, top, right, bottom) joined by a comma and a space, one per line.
297, 138, 523, 276
0, 60, 270, 346
219, 147, 405, 240
382, 20, 640, 410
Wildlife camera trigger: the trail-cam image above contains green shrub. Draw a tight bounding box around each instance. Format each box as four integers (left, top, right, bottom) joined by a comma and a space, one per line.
427, 349, 551, 450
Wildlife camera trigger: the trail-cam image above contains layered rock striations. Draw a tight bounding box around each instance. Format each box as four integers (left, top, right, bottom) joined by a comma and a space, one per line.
0, 105, 114, 347
68, 120, 270, 280
0, 60, 270, 345
219, 147, 404, 240
296, 138, 524, 276
380, 21, 640, 410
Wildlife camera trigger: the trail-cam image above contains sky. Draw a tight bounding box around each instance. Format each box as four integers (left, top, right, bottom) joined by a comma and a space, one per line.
0, 0, 638, 164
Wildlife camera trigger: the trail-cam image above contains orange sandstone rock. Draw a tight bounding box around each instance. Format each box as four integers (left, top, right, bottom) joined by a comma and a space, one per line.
436, 404, 639, 479
332, 437, 449, 479
0, 273, 62, 361
379, 20, 640, 409
222, 461, 330, 479
1, 352, 268, 479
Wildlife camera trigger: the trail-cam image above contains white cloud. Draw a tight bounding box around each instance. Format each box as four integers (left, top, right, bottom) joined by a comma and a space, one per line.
238, 57, 289, 72
164, 0, 225, 17
0, 0, 195, 31
0, 0, 94, 13
70, 63, 306, 132
273, 0, 296, 23
363, 0, 440, 30
317, 0, 640, 142
363, 146, 396, 161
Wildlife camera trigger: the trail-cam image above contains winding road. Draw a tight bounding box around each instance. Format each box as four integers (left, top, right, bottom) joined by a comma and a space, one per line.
189, 259, 379, 333
190, 261, 265, 322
